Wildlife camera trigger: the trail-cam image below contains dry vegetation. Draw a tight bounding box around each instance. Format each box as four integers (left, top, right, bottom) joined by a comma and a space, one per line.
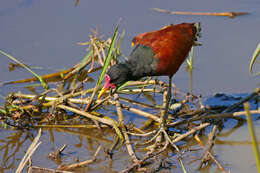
1, 29, 259, 173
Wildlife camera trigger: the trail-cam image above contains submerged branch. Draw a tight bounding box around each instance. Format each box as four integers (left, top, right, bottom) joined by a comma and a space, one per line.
2, 28, 259, 173
58, 145, 102, 171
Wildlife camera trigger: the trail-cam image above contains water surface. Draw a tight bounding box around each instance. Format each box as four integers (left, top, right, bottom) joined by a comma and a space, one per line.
0, 0, 259, 172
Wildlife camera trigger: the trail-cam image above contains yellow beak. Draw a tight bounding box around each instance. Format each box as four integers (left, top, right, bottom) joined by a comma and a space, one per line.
97, 87, 109, 99
131, 42, 135, 47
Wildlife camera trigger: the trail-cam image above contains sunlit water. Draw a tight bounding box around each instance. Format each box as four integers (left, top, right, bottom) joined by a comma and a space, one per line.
0, 0, 260, 172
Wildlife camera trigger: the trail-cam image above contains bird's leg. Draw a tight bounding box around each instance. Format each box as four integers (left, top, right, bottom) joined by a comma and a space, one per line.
144, 76, 178, 151
146, 77, 172, 142
160, 76, 180, 150
161, 76, 172, 127
158, 76, 179, 150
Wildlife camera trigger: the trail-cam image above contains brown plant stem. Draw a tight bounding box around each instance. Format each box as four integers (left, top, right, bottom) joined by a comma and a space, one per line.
58, 105, 115, 127
121, 104, 160, 122
119, 140, 169, 173
152, 8, 249, 18
114, 94, 139, 163
198, 125, 225, 171
172, 123, 210, 143
58, 145, 102, 170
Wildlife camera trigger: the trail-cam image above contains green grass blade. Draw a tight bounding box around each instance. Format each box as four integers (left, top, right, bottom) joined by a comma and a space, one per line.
97, 24, 119, 87
178, 158, 187, 173
244, 102, 260, 172
79, 50, 93, 69
255, 71, 260, 76
115, 29, 126, 62
249, 43, 260, 75
0, 109, 6, 114
117, 81, 130, 91
0, 50, 48, 90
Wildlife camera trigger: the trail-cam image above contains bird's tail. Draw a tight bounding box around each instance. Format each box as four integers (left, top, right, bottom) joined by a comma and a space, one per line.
193, 22, 202, 46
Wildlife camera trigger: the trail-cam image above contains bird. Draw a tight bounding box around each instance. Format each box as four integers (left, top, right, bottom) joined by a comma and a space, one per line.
98, 23, 200, 100
98, 22, 200, 145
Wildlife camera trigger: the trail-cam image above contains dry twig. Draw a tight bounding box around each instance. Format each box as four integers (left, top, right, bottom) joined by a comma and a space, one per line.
114, 94, 139, 163
121, 104, 160, 122
198, 125, 225, 171
29, 166, 73, 173
152, 8, 249, 18
119, 140, 169, 173
16, 129, 42, 173
58, 145, 102, 171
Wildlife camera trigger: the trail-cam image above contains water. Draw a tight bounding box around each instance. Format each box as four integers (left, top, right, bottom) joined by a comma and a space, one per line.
1, 0, 259, 95
0, 0, 260, 172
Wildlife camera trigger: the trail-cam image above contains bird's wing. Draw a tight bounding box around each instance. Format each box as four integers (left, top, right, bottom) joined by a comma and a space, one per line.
126, 45, 159, 80
133, 24, 196, 76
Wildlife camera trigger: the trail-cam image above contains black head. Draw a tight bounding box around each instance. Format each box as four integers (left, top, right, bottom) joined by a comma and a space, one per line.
106, 63, 131, 87
98, 63, 131, 99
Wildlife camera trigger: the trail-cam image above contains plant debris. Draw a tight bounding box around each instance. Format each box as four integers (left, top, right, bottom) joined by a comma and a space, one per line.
152, 8, 249, 18
1, 27, 259, 172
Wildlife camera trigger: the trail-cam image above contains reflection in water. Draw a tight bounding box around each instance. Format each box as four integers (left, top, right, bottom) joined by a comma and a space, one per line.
0, 110, 259, 172
0, 130, 34, 172
0, 128, 115, 172
216, 139, 259, 146
0, 0, 260, 172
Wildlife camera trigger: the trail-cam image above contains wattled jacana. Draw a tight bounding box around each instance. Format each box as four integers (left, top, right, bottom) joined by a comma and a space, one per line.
98, 23, 201, 144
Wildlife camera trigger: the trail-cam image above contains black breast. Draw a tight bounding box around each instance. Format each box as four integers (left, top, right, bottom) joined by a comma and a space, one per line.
125, 45, 158, 80
106, 45, 159, 87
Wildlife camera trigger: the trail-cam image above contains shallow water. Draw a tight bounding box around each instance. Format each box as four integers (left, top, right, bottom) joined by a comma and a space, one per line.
0, 0, 260, 172
1, 0, 259, 95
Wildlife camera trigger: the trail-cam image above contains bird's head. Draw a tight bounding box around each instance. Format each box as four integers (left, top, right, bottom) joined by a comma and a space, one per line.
98, 64, 130, 99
